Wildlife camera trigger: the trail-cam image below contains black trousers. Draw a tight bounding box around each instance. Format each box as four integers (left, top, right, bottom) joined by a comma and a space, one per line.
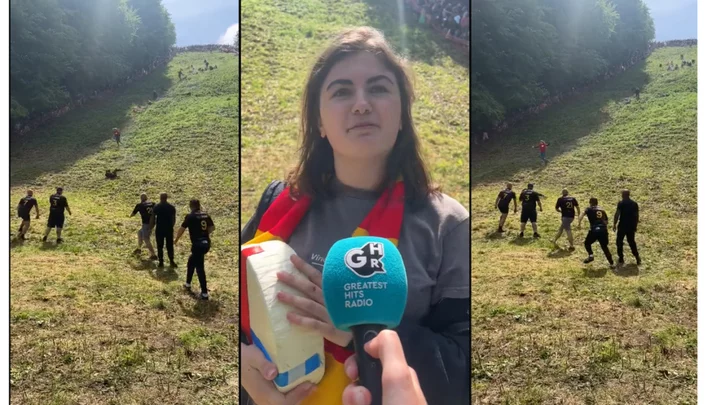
156, 230, 174, 264
187, 238, 211, 293
616, 227, 640, 261
585, 228, 613, 263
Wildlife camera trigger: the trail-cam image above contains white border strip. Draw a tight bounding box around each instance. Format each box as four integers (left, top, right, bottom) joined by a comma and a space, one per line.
697, 0, 716, 403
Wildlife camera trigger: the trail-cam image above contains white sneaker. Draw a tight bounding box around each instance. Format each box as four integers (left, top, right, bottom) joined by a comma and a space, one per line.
183, 283, 191, 289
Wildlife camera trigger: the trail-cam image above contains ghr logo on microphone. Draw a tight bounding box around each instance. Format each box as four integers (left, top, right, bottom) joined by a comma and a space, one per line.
344, 242, 386, 278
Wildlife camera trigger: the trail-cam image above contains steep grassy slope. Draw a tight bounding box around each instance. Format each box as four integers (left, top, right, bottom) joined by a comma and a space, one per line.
471, 47, 697, 403
10, 52, 239, 405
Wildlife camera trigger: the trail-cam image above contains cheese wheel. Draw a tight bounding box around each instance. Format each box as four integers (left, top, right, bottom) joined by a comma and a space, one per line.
242, 241, 325, 393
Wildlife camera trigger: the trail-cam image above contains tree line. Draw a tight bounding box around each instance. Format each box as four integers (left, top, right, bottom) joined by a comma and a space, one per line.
471, 0, 656, 133
10, 0, 176, 127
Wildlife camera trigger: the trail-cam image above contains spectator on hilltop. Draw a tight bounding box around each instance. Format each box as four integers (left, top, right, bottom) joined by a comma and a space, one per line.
409, 0, 469, 44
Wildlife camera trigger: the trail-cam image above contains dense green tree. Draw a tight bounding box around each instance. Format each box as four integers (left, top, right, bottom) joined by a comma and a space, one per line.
471, 0, 655, 132
10, 0, 175, 126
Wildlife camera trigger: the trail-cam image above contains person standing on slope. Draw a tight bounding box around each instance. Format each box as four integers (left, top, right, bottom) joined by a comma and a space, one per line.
495, 183, 517, 233
152, 192, 178, 268
43, 187, 71, 244
16, 190, 40, 240
519, 183, 543, 238
532, 140, 550, 165
613, 189, 641, 266
552, 189, 580, 250
131, 193, 157, 260
112, 128, 121, 145
578, 197, 614, 267
175, 199, 214, 300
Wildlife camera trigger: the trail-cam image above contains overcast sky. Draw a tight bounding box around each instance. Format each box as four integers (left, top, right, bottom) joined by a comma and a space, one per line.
162, 0, 238, 46
643, 0, 697, 41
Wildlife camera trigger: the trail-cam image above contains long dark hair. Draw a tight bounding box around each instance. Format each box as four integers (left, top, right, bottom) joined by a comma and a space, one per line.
286, 27, 437, 204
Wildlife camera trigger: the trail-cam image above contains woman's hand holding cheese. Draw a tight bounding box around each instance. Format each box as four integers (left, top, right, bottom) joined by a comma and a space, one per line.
240, 342, 316, 405
276, 254, 353, 347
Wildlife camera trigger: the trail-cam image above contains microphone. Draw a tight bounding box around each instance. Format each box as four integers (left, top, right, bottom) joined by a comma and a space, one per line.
323, 236, 408, 405
241, 240, 326, 393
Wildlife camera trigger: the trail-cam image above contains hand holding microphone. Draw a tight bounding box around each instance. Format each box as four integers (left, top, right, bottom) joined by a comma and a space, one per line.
243, 236, 412, 405
342, 330, 427, 405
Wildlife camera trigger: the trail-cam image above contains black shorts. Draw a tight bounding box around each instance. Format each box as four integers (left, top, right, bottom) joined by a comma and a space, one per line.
520, 210, 537, 223
191, 238, 211, 254
18, 212, 30, 221
585, 227, 609, 246
498, 205, 509, 214
47, 213, 65, 229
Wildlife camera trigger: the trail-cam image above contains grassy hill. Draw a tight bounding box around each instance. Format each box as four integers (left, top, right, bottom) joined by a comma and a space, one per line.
471, 47, 697, 403
240, 0, 470, 224
10, 52, 239, 404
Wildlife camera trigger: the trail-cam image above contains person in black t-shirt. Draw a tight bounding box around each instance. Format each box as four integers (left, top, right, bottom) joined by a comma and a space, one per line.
175, 199, 215, 300
131, 193, 157, 260
552, 189, 580, 250
151, 192, 177, 268
16, 190, 40, 240
519, 183, 543, 238
494, 183, 517, 233
43, 187, 72, 244
578, 197, 614, 266
613, 189, 641, 265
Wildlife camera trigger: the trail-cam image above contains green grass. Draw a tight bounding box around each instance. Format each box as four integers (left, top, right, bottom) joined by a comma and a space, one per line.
471, 47, 697, 403
240, 0, 469, 225
10, 52, 239, 404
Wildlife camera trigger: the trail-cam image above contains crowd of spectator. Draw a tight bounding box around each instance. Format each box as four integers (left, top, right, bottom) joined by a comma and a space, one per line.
406, 0, 469, 52
171, 44, 238, 55
649, 39, 697, 50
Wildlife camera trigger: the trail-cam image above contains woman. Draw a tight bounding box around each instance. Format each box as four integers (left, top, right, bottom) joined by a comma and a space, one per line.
241, 27, 469, 405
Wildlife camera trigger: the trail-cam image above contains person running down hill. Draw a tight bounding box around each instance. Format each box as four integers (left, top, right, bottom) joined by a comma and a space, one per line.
16, 190, 40, 240
519, 183, 543, 238
43, 187, 71, 244
152, 193, 178, 268
175, 199, 214, 300
578, 197, 614, 267
533, 140, 550, 165
131, 193, 157, 260
613, 189, 641, 266
495, 183, 517, 233
552, 189, 580, 250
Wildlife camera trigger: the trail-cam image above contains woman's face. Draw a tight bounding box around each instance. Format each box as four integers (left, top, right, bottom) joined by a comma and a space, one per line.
318, 51, 403, 161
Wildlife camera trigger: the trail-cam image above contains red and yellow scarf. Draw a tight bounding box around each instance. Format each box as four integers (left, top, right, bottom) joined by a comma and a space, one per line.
241, 180, 404, 404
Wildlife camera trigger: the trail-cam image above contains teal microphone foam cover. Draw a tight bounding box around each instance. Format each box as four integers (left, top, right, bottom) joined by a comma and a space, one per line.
323, 236, 408, 332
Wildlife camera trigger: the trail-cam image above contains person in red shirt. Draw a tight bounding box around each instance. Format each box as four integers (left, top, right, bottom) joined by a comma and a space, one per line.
533, 140, 549, 165
112, 128, 121, 145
